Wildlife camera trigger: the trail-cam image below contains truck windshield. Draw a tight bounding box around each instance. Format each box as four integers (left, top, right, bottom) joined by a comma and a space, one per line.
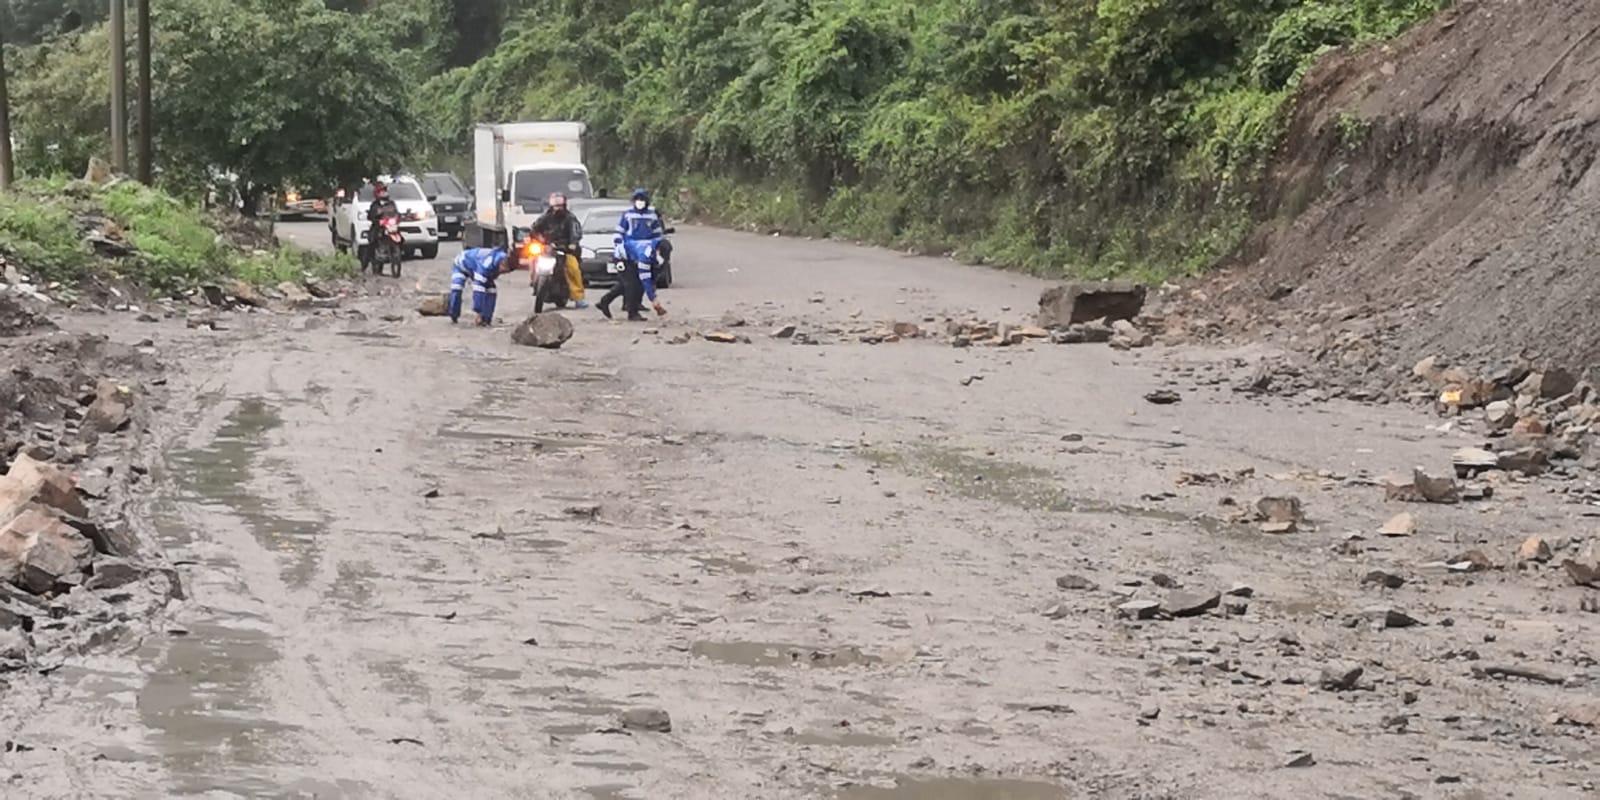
513, 169, 592, 210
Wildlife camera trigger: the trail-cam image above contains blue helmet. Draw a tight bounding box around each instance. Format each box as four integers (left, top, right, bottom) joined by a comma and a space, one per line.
631, 187, 650, 203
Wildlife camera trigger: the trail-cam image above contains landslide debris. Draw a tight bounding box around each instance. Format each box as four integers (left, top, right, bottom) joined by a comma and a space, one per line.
1165, 0, 1600, 383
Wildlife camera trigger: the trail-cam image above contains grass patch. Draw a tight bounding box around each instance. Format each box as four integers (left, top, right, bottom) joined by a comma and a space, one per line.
0, 179, 355, 294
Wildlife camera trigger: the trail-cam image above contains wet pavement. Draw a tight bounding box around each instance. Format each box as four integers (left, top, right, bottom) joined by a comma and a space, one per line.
1, 222, 1597, 798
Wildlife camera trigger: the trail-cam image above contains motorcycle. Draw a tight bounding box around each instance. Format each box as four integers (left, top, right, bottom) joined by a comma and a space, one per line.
526, 237, 571, 313
370, 212, 403, 277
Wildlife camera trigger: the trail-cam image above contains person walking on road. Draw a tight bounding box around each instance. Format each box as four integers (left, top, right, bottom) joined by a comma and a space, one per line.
530, 192, 588, 309
448, 246, 516, 326
597, 188, 667, 321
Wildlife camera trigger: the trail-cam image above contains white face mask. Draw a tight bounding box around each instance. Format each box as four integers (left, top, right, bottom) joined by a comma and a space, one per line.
634, 199, 647, 210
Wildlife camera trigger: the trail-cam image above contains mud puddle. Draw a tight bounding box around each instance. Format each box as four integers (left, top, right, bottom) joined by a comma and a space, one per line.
864, 444, 1236, 534
115, 396, 333, 793
838, 776, 1068, 799
691, 640, 879, 668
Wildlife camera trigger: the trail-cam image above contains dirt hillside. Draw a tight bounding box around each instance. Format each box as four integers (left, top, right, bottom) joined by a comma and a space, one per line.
1189, 0, 1600, 381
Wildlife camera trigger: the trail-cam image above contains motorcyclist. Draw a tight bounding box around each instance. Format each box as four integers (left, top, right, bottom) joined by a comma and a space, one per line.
364, 182, 400, 269
597, 188, 667, 321
447, 246, 516, 326
530, 192, 588, 309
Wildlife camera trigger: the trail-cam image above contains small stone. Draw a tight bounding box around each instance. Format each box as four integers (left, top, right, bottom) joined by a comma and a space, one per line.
770, 324, 797, 339
1150, 573, 1178, 589
1319, 663, 1364, 691
1161, 590, 1221, 618
720, 313, 747, 328
1483, 401, 1515, 429
1448, 550, 1495, 573
1517, 536, 1552, 563
1362, 606, 1422, 629
1040, 602, 1072, 620
1143, 389, 1181, 405
1362, 570, 1406, 589
1225, 583, 1254, 598
1561, 559, 1599, 588
703, 330, 740, 344
1378, 512, 1416, 537
1117, 600, 1163, 620
1260, 520, 1296, 534
619, 707, 672, 733
1283, 752, 1316, 769
416, 295, 449, 316
1451, 447, 1499, 478
1055, 574, 1096, 591
1138, 704, 1161, 721
1256, 496, 1304, 523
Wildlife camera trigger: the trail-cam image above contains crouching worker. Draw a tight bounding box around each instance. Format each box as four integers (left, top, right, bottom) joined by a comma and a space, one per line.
448, 246, 516, 326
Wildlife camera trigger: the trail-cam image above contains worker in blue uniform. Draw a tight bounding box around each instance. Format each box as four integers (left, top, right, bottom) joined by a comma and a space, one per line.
596, 188, 668, 321
448, 246, 516, 326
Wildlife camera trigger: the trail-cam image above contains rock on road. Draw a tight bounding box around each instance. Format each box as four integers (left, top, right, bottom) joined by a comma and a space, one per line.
2, 220, 1596, 799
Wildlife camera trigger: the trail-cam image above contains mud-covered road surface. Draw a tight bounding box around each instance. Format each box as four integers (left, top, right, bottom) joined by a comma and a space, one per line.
3, 222, 1597, 799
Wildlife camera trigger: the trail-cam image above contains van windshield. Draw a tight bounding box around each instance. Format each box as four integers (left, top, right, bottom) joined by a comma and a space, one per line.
512, 169, 592, 211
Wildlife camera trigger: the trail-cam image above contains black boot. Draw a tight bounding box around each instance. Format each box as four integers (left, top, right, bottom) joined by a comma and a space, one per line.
597, 298, 613, 319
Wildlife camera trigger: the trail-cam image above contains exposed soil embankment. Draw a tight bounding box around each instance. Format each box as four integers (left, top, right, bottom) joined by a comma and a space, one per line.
1176, 0, 1600, 380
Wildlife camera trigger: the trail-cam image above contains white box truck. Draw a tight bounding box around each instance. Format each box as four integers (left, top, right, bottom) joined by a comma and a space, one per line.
464, 121, 595, 249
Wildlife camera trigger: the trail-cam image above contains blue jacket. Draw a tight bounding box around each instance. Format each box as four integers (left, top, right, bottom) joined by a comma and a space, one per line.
453, 247, 506, 284
616, 207, 664, 242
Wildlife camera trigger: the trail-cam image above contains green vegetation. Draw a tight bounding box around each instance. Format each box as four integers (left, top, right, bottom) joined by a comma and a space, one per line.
8, 0, 417, 208
4, 0, 1451, 282
416, 0, 1448, 279
0, 180, 354, 292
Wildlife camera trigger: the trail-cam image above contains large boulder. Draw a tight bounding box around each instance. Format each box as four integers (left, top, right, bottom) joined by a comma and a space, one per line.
0, 507, 94, 593
1037, 281, 1147, 328
0, 453, 87, 520
511, 314, 575, 349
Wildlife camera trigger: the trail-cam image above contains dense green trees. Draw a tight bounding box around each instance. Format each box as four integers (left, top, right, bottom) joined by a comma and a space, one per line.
3, 0, 1450, 274
7, 0, 416, 211
419, 0, 1448, 277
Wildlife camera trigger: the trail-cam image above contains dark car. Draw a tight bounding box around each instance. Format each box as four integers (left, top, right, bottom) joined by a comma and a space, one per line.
570, 200, 632, 287
419, 171, 473, 240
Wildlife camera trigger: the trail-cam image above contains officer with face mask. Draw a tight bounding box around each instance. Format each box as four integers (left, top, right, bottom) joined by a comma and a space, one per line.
597, 188, 667, 321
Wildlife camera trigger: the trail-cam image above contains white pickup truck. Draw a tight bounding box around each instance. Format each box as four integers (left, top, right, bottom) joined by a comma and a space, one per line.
463, 121, 595, 249
328, 175, 440, 260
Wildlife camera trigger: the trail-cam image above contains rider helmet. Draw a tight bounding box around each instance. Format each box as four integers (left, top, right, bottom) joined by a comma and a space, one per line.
548, 192, 568, 210
631, 188, 649, 210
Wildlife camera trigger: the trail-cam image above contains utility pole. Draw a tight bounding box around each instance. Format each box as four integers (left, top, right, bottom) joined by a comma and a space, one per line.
109, 0, 129, 174
136, 0, 152, 183
0, 30, 14, 190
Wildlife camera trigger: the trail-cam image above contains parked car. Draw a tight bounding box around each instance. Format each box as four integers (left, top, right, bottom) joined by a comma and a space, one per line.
328, 175, 440, 260
571, 200, 632, 287
277, 187, 325, 219
418, 171, 473, 240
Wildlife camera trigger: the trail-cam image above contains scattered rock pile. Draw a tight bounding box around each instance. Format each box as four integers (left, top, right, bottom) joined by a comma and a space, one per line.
0, 331, 176, 669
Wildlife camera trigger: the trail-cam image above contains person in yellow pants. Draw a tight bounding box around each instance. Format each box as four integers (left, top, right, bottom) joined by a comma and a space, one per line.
530, 193, 588, 309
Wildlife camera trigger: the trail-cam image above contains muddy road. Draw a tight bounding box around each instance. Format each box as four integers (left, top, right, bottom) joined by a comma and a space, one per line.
3, 222, 1597, 799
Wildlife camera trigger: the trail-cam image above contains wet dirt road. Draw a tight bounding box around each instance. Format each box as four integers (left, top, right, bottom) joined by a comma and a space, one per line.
4, 222, 1598, 799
